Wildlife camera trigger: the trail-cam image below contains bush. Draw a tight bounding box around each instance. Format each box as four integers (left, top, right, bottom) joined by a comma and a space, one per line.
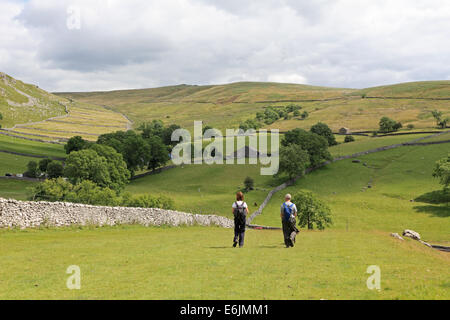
244, 176, 254, 191
291, 191, 332, 230
344, 135, 355, 143
29, 178, 175, 209
407, 124, 415, 130
301, 111, 309, 119
121, 193, 174, 209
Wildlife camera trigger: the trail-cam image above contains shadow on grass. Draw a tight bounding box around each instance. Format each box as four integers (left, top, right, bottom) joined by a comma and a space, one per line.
415, 190, 450, 205
413, 205, 450, 218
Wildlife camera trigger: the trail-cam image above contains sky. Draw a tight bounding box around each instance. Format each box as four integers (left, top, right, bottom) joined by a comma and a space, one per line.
1, 0, 449, 92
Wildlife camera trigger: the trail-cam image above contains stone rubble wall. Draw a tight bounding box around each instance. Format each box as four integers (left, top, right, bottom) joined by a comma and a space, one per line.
0, 198, 233, 229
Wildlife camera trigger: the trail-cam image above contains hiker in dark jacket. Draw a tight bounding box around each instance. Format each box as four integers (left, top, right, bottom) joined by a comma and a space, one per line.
280, 194, 299, 248
232, 191, 249, 248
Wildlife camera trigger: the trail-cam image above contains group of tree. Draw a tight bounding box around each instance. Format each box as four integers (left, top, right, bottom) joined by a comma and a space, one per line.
431, 110, 449, 129
29, 177, 174, 209
25, 158, 64, 179
239, 104, 305, 130
28, 120, 179, 208
0, 112, 3, 128
379, 116, 402, 133
278, 125, 333, 178
65, 120, 175, 177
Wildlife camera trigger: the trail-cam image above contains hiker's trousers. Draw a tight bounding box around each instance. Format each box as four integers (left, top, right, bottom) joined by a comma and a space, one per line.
282, 218, 298, 247
234, 221, 246, 247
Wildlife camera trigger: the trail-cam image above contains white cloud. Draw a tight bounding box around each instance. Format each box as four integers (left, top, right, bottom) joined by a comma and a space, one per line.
0, 0, 448, 91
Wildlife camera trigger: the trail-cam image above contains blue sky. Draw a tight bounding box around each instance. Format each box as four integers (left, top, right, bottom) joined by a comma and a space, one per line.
1, 0, 449, 92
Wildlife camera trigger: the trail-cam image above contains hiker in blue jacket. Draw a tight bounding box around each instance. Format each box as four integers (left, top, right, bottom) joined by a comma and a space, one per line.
280, 194, 299, 248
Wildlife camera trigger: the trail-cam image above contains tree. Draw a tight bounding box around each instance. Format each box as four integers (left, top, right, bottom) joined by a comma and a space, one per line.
47, 161, 64, 179
25, 161, 39, 178
278, 144, 310, 178
146, 136, 170, 171
344, 135, 355, 143
162, 124, 182, 147
97, 130, 151, 176
244, 176, 254, 191
65, 180, 120, 206
293, 110, 300, 117
291, 191, 332, 230
63, 149, 111, 188
379, 117, 402, 133
283, 129, 332, 168
310, 122, 337, 146
433, 154, 450, 191
39, 158, 53, 173
89, 144, 130, 191
431, 110, 448, 129
138, 120, 165, 139
64, 136, 90, 154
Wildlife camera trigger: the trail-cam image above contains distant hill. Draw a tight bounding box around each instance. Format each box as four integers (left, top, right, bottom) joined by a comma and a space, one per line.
354, 81, 450, 99
57, 80, 450, 132
0, 72, 67, 128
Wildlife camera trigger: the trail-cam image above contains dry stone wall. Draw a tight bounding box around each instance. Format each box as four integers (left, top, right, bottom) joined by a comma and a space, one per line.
0, 198, 233, 229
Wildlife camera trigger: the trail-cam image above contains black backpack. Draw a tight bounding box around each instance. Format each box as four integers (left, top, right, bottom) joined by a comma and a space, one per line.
234, 202, 247, 227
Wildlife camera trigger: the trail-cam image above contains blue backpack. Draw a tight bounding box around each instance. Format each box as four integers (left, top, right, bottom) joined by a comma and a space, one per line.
283, 202, 294, 221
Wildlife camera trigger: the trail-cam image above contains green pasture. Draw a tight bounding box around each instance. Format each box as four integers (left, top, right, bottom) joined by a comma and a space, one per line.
0, 226, 448, 299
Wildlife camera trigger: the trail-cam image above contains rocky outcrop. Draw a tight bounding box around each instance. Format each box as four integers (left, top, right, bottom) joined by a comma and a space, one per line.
403, 229, 421, 240
390, 233, 404, 241
0, 198, 233, 229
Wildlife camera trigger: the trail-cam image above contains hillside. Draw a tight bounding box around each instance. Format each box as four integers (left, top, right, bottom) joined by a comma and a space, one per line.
0, 72, 67, 128
0, 73, 130, 142
57, 81, 450, 132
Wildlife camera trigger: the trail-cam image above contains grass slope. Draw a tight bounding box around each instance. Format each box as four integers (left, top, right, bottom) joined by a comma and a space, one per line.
254, 143, 450, 243
0, 73, 66, 128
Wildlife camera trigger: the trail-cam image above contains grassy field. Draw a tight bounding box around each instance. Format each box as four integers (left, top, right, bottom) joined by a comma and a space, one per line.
253, 144, 450, 243
0, 134, 65, 158
126, 164, 282, 218
10, 103, 130, 142
0, 225, 448, 300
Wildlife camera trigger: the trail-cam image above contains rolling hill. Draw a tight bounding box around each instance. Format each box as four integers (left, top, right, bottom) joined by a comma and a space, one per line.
57, 80, 450, 132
